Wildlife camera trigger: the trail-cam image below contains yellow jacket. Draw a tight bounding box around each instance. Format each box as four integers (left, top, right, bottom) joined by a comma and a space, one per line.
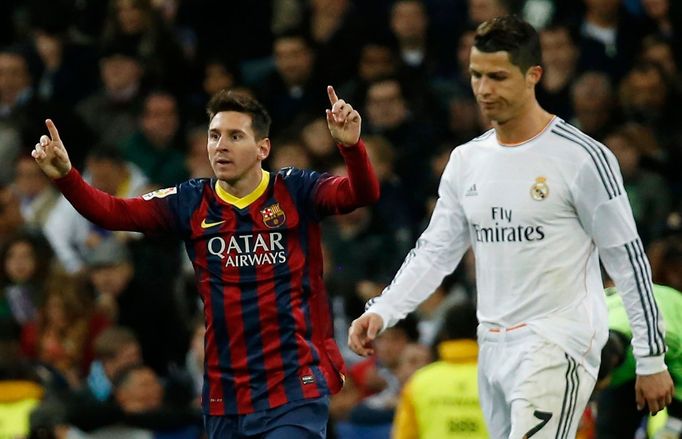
392, 340, 487, 439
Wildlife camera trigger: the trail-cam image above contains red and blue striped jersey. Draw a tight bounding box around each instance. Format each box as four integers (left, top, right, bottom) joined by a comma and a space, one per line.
53, 141, 380, 415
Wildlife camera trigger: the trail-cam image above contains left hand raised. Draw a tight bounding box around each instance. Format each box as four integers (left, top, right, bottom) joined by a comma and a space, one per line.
636, 369, 674, 415
325, 85, 361, 147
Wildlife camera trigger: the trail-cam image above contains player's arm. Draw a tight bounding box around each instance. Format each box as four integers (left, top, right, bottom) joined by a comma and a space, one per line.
571, 144, 673, 413
314, 86, 380, 213
33, 119, 175, 233
348, 149, 470, 356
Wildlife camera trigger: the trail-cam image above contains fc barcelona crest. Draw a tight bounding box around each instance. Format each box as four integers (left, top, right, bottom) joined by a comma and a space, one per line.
260, 203, 286, 228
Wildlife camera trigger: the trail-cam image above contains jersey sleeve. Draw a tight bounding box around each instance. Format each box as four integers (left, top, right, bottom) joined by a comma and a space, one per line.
312, 139, 380, 216
365, 149, 471, 330
53, 168, 179, 234
571, 147, 667, 375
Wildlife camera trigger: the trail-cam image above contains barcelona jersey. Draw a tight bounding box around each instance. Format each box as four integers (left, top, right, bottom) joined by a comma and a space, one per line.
53, 141, 380, 415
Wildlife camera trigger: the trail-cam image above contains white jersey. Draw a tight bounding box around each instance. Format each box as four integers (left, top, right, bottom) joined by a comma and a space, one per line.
366, 117, 666, 378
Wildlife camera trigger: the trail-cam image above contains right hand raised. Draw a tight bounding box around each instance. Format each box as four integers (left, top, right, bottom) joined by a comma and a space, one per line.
31, 119, 72, 179
348, 312, 384, 357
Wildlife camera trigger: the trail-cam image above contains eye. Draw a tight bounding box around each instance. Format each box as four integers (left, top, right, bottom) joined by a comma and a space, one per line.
209, 132, 219, 141
231, 133, 242, 141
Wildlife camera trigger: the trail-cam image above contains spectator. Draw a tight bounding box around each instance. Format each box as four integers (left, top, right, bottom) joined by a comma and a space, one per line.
393, 300, 487, 439
119, 91, 188, 187
11, 155, 59, 232
43, 147, 148, 274
570, 71, 617, 139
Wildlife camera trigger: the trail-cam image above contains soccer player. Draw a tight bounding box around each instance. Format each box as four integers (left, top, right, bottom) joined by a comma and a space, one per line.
348, 15, 674, 438
598, 284, 682, 438
32, 86, 380, 438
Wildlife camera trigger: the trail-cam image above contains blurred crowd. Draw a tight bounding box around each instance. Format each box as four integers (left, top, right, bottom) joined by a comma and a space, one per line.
0, 0, 681, 438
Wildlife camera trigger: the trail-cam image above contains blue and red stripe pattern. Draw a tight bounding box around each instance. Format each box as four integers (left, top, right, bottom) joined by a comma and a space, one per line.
52, 140, 379, 416
160, 170, 346, 415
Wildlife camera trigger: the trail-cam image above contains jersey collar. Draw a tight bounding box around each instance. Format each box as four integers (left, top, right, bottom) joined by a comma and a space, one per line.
215, 171, 270, 209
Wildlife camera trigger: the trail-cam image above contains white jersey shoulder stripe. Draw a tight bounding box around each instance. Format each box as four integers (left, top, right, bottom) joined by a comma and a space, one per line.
550, 123, 620, 199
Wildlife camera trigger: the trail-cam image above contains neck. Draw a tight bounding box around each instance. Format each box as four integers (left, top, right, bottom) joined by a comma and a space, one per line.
494, 100, 553, 145
218, 168, 263, 198
586, 11, 617, 28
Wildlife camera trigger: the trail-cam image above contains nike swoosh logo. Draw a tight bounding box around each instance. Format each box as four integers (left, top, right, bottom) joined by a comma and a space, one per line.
200, 219, 226, 229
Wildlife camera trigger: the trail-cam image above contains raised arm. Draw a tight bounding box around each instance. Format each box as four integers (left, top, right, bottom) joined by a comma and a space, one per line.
33, 119, 175, 233
314, 86, 380, 214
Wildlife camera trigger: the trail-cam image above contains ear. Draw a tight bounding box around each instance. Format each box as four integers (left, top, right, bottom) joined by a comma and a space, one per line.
257, 138, 271, 161
526, 65, 543, 88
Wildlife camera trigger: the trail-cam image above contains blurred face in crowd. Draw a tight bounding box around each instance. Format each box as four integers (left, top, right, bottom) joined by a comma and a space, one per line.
100, 54, 142, 95
0, 53, 31, 104
572, 73, 612, 134
274, 37, 313, 87
203, 62, 235, 96
641, 41, 677, 78
470, 48, 541, 124
540, 27, 577, 72
374, 327, 410, 370
604, 133, 639, 178
311, 0, 348, 16
104, 341, 142, 379
87, 158, 126, 195
207, 111, 270, 184
624, 67, 668, 111
90, 262, 134, 297
358, 44, 396, 81
584, 0, 620, 19
391, 1, 428, 43
115, 367, 164, 411
4, 240, 36, 283
366, 80, 408, 129
141, 93, 179, 147
468, 0, 507, 25
269, 141, 311, 171
642, 0, 669, 20
301, 117, 335, 158
116, 0, 148, 34
457, 30, 476, 74
14, 156, 51, 199
186, 128, 213, 178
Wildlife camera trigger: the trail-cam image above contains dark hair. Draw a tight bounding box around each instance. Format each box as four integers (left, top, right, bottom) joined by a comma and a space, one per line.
206, 90, 272, 140
392, 313, 420, 343
439, 300, 479, 342
474, 15, 542, 73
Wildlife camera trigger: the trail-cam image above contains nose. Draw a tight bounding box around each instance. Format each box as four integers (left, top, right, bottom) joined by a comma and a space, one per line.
475, 76, 492, 97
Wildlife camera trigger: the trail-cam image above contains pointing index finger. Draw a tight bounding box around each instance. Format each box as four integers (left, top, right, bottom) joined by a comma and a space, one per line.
45, 119, 61, 142
327, 85, 339, 106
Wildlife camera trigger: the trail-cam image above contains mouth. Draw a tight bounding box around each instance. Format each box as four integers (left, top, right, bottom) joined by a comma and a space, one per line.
214, 158, 233, 166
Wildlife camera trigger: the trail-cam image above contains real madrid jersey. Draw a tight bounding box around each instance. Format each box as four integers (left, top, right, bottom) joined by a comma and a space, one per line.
366, 117, 666, 378
52, 141, 380, 415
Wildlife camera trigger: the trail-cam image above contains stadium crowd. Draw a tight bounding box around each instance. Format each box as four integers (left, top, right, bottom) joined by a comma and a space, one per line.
0, 0, 681, 437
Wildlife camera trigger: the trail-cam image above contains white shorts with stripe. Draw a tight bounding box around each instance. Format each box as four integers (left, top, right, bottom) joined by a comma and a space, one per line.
477, 324, 596, 438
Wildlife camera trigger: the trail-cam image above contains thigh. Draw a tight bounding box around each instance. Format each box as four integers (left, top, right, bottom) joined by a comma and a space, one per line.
478, 341, 512, 439
508, 342, 596, 439
257, 397, 330, 439
204, 414, 241, 439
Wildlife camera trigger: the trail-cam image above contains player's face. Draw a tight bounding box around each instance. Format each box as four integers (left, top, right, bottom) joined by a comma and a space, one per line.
207, 111, 270, 184
470, 47, 541, 124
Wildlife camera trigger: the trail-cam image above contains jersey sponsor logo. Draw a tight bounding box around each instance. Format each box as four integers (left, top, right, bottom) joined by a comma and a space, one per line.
200, 219, 226, 229
141, 187, 177, 200
472, 207, 545, 243
207, 233, 287, 267
260, 203, 286, 228
465, 184, 478, 197
530, 176, 549, 201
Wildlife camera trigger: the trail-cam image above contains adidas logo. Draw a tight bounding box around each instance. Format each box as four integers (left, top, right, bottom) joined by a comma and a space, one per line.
465, 184, 478, 197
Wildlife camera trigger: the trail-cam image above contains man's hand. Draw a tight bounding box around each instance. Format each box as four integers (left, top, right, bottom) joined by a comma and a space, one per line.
348, 312, 384, 356
326, 85, 361, 147
636, 369, 674, 415
31, 119, 72, 179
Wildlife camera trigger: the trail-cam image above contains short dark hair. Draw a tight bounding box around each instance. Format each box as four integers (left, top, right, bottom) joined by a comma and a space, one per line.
206, 90, 272, 140
474, 15, 542, 73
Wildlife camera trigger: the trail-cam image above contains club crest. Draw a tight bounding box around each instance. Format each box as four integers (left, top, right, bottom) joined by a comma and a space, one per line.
260, 203, 286, 228
530, 177, 549, 201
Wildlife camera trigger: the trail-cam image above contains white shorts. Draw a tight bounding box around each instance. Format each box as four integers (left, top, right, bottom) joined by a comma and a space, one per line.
477, 324, 596, 439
